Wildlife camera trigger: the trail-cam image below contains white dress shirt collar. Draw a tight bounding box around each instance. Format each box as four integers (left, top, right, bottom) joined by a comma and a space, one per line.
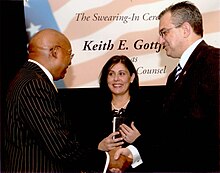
179, 38, 203, 68
28, 59, 57, 91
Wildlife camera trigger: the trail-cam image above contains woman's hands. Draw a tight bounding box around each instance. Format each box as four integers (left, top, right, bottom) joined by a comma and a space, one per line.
98, 132, 124, 151
98, 121, 141, 152
99, 122, 140, 172
119, 122, 141, 143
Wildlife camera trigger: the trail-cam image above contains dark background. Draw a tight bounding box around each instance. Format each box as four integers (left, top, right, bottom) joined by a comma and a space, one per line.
0, 0, 165, 172
0, 1, 28, 170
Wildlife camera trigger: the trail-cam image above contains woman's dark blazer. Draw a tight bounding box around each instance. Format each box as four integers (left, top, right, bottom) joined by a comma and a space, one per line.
95, 93, 160, 172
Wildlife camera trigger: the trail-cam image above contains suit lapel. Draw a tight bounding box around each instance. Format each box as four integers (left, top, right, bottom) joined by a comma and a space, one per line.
167, 40, 207, 87
178, 41, 207, 82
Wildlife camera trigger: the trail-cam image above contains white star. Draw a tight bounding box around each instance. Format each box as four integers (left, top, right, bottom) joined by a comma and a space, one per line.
23, 0, 30, 8
26, 23, 41, 37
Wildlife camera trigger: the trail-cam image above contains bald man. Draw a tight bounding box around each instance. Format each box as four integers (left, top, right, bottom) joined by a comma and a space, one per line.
4, 28, 106, 173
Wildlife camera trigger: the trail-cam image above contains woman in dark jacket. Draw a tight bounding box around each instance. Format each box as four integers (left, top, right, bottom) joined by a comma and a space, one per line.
97, 55, 159, 172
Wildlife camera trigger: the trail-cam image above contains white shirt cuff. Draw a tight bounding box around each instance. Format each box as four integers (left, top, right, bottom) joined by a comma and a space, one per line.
103, 152, 110, 173
127, 145, 143, 168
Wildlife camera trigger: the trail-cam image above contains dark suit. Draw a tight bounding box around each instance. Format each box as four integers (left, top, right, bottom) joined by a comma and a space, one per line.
159, 41, 220, 171
4, 61, 106, 173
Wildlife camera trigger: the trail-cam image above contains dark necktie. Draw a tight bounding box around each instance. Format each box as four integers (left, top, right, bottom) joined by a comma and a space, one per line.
175, 63, 182, 81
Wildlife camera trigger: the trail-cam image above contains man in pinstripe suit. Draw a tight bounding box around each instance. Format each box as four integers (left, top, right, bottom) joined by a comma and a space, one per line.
4, 28, 107, 173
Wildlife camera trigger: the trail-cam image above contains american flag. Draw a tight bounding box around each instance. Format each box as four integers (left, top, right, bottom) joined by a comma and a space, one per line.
24, 0, 220, 88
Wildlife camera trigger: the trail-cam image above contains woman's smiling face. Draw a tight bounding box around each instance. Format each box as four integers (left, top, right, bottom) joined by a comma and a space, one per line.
107, 62, 134, 96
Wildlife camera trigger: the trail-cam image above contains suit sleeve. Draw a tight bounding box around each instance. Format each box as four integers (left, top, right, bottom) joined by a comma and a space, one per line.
19, 78, 106, 168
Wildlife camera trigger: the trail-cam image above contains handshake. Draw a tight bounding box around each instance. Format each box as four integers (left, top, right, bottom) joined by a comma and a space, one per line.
108, 147, 133, 172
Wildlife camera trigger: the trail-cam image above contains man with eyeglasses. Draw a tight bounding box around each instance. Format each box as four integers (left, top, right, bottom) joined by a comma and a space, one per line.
157, 1, 219, 172
4, 28, 110, 173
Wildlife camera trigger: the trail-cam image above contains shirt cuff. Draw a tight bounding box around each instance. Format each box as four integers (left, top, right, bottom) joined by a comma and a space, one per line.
127, 145, 143, 168
103, 152, 110, 173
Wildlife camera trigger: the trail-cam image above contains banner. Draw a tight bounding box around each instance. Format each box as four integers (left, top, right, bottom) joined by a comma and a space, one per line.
24, 0, 220, 88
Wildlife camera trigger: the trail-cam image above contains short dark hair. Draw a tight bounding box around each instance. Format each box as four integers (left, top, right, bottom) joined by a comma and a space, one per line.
158, 1, 203, 37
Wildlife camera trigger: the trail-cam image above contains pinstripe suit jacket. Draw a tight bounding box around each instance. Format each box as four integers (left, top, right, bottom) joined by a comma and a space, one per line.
4, 61, 106, 173
159, 41, 220, 171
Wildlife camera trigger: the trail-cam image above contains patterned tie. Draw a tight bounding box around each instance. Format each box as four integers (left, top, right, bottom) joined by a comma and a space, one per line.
175, 63, 182, 81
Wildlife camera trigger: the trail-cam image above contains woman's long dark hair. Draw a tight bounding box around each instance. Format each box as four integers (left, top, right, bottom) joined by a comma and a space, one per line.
99, 55, 139, 101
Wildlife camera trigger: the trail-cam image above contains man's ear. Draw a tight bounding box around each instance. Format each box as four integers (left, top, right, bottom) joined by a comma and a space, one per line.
50, 46, 59, 57
182, 22, 191, 37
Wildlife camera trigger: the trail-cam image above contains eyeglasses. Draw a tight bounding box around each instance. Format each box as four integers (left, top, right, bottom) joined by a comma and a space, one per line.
50, 45, 74, 59
57, 46, 74, 59
159, 25, 181, 38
